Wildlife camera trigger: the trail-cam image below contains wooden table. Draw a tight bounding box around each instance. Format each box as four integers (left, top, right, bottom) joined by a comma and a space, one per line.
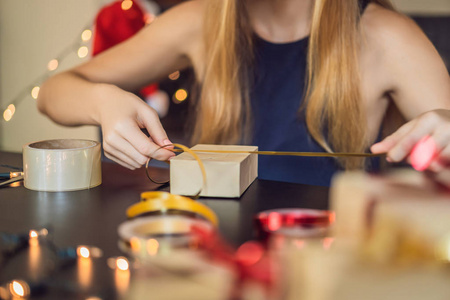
0, 151, 328, 299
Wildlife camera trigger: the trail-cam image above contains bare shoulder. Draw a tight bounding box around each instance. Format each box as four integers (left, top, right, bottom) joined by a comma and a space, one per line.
360, 3, 450, 118
152, 0, 205, 31
141, 0, 205, 49
361, 3, 434, 56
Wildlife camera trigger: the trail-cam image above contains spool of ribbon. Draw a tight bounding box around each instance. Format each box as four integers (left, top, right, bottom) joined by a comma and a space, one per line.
254, 209, 335, 239
120, 192, 218, 258
22, 139, 101, 191
117, 215, 214, 255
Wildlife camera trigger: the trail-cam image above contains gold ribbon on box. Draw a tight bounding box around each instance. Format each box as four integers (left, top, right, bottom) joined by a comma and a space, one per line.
145, 143, 385, 192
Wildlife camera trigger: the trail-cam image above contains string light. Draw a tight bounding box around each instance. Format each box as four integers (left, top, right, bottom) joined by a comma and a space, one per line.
47, 59, 59, 71
168, 71, 180, 80
8, 280, 30, 298
29, 228, 49, 240
77, 46, 89, 58
31, 86, 40, 99
81, 29, 92, 42
76, 246, 103, 259
121, 0, 133, 11
3, 109, 12, 122
1, 22, 92, 122
116, 257, 129, 271
107, 256, 130, 271
7, 104, 15, 115
78, 246, 90, 258
173, 89, 188, 103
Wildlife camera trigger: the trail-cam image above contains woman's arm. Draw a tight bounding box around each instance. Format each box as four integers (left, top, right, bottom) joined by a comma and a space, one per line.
37, 1, 204, 169
367, 6, 450, 184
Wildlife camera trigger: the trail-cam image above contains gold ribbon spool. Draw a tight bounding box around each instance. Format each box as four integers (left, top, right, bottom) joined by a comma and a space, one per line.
127, 191, 218, 226
117, 215, 214, 256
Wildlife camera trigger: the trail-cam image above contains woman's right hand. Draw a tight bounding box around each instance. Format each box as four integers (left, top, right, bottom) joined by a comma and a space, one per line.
98, 84, 175, 170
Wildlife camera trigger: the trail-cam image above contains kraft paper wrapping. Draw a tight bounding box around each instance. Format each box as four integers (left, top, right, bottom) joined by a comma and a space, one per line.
23, 139, 102, 191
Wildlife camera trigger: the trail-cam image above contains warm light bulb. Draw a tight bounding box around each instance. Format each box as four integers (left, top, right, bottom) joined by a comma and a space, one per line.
47, 59, 59, 71
116, 257, 129, 271
174, 89, 188, 102
121, 0, 133, 10
78, 246, 90, 258
9, 280, 29, 298
76, 246, 103, 258
31, 86, 40, 99
29, 230, 38, 239
7, 104, 15, 115
29, 228, 48, 240
168, 71, 180, 81
78, 46, 89, 58
3, 109, 13, 122
81, 29, 92, 42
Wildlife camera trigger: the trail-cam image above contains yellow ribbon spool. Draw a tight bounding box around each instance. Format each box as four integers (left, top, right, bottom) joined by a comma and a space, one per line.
126, 191, 218, 226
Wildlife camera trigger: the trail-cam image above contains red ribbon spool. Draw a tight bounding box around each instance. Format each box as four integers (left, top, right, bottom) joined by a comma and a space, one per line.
254, 209, 335, 240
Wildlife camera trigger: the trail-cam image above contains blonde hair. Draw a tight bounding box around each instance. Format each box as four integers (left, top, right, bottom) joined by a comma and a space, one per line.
194, 0, 395, 169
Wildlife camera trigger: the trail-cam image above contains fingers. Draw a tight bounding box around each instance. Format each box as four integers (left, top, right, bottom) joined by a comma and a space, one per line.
370, 121, 415, 154
104, 151, 137, 170
103, 110, 175, 170
136, 108, 175, 159
386, 122, 434, 162
103, 131, 148, 169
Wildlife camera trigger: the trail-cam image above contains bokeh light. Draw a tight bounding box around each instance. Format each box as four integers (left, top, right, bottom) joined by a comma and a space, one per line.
9, 280, 29, 298
121, 0, 133, 10
173, 89, 188, 103
78, 46, 89, 58
31, 86, 40, 99
29, 230, 38, 239
168, 71, 180, 81
116, 257, 129, 271
81, 29, 92, 42
7, 104, 15, 115
78, 246, 90, 258
47, 59, 59, 71
3, 109, 13, 122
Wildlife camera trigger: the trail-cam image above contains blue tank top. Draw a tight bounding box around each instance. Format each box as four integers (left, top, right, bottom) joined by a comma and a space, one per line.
249, 0, 371, 186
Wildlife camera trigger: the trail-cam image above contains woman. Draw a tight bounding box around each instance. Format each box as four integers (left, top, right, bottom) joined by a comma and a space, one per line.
37, 0, 450, 186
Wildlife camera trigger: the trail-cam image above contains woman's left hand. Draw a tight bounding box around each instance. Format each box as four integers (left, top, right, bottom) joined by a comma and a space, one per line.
371, 109, 450, 186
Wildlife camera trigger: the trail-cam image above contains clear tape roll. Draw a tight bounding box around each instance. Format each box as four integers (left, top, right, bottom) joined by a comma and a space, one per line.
23, 139, 102, 191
